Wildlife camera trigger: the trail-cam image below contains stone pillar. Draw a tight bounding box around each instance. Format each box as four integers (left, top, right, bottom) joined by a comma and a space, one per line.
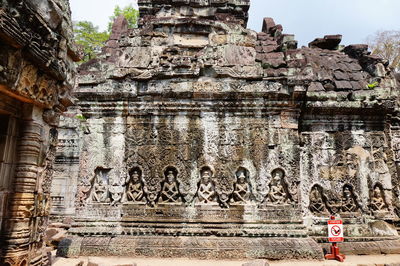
49, 109, 82, 220
1, 106, 44, 266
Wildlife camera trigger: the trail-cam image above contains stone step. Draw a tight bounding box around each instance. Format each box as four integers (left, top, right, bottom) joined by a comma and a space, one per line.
57, 236, 324, 260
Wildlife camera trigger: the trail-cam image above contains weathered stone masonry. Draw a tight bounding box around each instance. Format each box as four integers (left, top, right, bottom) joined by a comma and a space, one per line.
55, 0, 400, 260
0, 0, 78, 265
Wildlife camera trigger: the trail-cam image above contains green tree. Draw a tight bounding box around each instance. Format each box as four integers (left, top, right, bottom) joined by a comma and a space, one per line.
73, 5, 139, 63
108, 4, 139, 32
74, 21, 109, 62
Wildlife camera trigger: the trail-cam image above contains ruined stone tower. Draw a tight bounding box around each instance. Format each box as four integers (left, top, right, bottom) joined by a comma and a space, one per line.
55, 0, 400, 259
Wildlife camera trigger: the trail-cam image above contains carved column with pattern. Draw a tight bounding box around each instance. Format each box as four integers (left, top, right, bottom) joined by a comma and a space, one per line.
1, 111, 43, 266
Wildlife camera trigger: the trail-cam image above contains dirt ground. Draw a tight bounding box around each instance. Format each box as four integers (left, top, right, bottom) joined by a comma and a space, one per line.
52, 254, 400, 266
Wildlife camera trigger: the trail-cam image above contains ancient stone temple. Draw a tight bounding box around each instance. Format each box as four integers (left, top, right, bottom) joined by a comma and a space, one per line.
55, 0, 400, 260
0, 0, 78, 265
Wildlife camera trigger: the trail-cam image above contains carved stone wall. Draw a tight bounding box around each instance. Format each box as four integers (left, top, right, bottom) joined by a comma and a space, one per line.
0, 0, 78, 265
301, 115, 397, 237
51, 108, 82, 219
55, 0, 399, 260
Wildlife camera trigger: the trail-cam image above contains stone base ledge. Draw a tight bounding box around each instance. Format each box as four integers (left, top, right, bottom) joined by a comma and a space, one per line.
320, 239, 400, 255
57, 236, 323, 260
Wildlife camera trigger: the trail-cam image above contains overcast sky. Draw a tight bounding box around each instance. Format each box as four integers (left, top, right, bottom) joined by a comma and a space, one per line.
69, 0, 400, 46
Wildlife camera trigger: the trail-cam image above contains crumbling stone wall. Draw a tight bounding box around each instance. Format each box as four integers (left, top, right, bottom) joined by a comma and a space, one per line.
54, 0, 400, 260
0, 0, 78, 265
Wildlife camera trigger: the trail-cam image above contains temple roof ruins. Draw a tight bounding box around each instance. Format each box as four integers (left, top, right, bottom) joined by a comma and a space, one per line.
76, 0, 398, 117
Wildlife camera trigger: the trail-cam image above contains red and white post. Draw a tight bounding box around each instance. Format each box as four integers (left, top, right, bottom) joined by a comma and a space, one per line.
325, 215, 346, 262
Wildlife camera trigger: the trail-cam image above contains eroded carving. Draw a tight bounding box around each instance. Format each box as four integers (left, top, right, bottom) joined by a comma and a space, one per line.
160, 166, 182, 204
370, 184, 388, 212
341, 185, 359, 213
90, 168, 110, 203
309, 185, 328, 214
144, 178, 161, 207
196, 166, 217, 204
125, 167, 146, 203
231, 167, 251, 204
110, 184, 124, 206
265, 168, 290, 205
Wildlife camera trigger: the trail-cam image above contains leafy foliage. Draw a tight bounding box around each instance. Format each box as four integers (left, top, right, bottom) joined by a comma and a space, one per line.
74, 21, 109, 63
367, 81, 379, 89
73, 5, 139, 63
74, 114, 86, 121
108, 4, 139, 32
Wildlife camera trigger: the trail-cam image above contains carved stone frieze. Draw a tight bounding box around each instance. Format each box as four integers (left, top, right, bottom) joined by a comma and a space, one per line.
0, 1, 79, 112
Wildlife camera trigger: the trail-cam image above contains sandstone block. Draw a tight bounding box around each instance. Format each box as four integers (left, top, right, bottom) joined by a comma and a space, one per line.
174, 33, 209, 48
118, 47, 153, 68
369, 221, 398, 237
334, 71, 350, 80
262, 17, 276, 34
242, 260, 269, 266
334, 80, 352, 90
308, 82, 325, 92
210, 34, 228, 45
109, 15, 129, 40
222, 45, 256, 66
262, 45, 279, 53
257, 32, 269, 41
309, 35, 342, 50
343, 44, 369, 59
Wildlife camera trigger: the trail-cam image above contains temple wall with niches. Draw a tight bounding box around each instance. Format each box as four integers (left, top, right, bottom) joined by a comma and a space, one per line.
54, 0, 400, 260
75, 111, 301, 216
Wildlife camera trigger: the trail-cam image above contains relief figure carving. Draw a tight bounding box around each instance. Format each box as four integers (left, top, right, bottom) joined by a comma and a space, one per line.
370, 184, 388, 212
110, 184, 124, 206
309, 185, 328, 214
345, 152, 359, 179
77, 179, 92, 206
341, 185, 359, 213
265, 168, 290, 205
231, 168, 251, 204
215, 170, 234, 208
196, 166, 217, 204
91, 168, 110, 203
370, 149, 389, 175
144, 178, 161, 207
160, 167, 182, 204
125, 167, 145, 203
